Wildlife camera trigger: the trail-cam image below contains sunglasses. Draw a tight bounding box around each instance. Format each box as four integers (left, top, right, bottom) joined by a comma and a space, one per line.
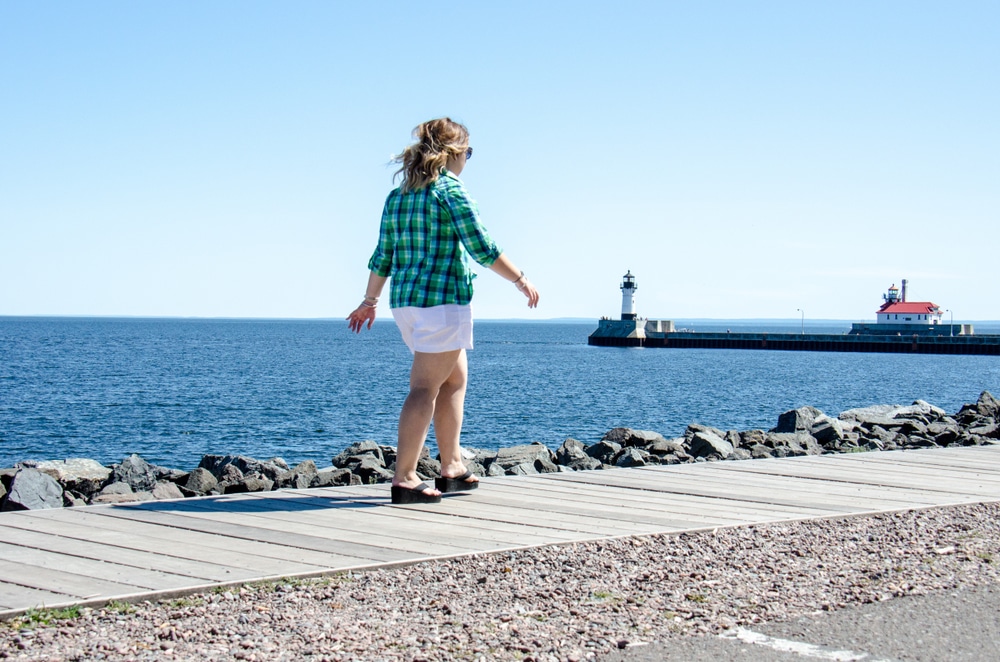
465, 147, 473, 160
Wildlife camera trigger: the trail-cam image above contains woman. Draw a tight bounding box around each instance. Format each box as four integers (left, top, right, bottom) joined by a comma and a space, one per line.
347, 118, 539, 504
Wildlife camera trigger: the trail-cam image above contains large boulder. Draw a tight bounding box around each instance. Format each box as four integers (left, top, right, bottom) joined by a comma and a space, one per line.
276, 460, 320, 489
111, 454, 158, 492
840, 401, 946, 429
2, 468, 64, 511
184, 467, 219, 495
486, 443, 559, 475
331, 441, 384, 468
684, 425, 733, 459
32, 459, 112, 497
556, 439, 602, 471
601, 428, 668, 448
772, 406, 825, 434
199, 454, 286, 482
765, 432, 822, 456
350, 455, 394, 484
311, 468, 360, 487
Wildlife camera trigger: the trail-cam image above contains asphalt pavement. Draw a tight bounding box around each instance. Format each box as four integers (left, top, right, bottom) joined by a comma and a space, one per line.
602, 583, 1000, 661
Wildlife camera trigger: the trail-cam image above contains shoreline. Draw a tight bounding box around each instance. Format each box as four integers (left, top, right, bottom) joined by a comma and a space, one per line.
3, 391, 997, 512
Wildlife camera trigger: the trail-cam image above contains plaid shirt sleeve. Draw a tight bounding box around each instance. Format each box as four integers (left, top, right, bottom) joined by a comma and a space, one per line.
438, 174, 501, 268
367, 191, 397, 278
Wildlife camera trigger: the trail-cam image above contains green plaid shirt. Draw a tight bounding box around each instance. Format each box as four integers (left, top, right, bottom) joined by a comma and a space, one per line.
368, 171, 502, 308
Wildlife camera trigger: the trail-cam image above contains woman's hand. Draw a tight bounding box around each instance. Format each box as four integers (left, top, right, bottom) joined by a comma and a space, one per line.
516, 277, 540, 308
346, 303, 377, 333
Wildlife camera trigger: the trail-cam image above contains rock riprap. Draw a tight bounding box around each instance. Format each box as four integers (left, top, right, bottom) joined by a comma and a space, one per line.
2, 391, 997, 511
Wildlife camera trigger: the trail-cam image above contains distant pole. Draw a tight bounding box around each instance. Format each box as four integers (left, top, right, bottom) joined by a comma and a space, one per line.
948, 309, 954, 336
796, 308, 804, 335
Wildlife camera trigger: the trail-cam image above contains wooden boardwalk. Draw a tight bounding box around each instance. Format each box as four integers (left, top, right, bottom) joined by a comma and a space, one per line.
3, 445, 1000, 618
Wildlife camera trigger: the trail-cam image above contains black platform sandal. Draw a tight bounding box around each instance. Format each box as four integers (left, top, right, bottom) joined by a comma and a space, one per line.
435, 470, 480, 493
390, 482, 442, 504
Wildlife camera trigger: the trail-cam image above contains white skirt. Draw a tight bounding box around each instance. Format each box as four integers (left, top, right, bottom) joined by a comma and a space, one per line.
391, 304, 473, 354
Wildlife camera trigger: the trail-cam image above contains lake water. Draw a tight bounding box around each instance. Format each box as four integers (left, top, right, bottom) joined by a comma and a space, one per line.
2, 317, 999, 470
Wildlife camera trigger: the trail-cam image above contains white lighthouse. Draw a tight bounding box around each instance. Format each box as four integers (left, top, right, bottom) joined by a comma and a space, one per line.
620, 270, 637, 320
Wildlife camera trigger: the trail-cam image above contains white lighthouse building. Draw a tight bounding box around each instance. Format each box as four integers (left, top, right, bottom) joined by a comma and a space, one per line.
620, 270, 637, 320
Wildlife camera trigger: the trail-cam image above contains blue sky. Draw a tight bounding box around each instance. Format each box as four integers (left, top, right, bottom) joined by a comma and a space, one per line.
2, 1, 997, 322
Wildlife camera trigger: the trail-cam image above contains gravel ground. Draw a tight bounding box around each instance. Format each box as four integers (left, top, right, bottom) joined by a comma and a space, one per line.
3, 502, 1000, 661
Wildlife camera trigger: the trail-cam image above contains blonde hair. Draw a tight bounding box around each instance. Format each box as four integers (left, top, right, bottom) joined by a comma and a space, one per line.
393, 118, 469, 192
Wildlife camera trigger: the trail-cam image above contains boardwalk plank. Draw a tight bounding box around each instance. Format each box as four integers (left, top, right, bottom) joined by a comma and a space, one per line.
93, 507, 421, 563
16, 508, 376, 569
239, 491, 579, 548
0, 582, 75, 611
0, 519, 323, 581
0, 558, 146, 599
531, 470, 889, 511
717, 461, 1000, 497
113, 500, 482, 556
629, 466, 964, 508
0, 541, 200, 591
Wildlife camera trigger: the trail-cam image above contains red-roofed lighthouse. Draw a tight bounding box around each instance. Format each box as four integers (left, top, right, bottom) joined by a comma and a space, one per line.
876, 279, 943, 326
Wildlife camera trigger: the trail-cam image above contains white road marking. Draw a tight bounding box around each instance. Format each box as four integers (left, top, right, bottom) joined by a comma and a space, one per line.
719, 627, 894, 661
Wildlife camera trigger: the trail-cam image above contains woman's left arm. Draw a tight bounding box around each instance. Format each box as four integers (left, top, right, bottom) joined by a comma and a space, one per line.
489, 253, 539, 308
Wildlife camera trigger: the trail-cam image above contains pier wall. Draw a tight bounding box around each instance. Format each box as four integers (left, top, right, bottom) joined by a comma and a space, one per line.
588, 330, 1000, 355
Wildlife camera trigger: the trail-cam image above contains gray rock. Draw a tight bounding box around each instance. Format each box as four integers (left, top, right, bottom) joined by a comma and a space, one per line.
218, 463, 245, 486
601, 428, 667, 448
331, 441, 384, 468
223, 475, 275, 493
112, 454, 158, 492
276, 460, 320, 489
2, 468, 64, 511
839, 401, 944, 429
557, 438, 603, 471
63, 491, 86, 507
772, 406, 825, 434
975, 391, 1000, 418
740, 429, 767, 447
199, 454, 284, 481
311, 468, 358, 487
686, 429, 734, 459
92, 491, 155, 504
556, 438, 586, 462
184, 467, 218, 494
766, 432, 822, 456
488, 443, 558, 474
33, 458, 112, 497
416, 457, 443, 480
811, 416, 845, 446
585, 440, 622, 462
151, 481, 185, 500
352, 455, 394, 484
615, 448, 650, 467
100, 481, 134, 496
507, 462, 538, 476
969, 423, 1000, 439
647, 438, 687, 456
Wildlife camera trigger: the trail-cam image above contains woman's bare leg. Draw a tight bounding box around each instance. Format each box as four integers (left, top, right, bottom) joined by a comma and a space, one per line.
394, 349, 463, 494
433, 350, 477, 482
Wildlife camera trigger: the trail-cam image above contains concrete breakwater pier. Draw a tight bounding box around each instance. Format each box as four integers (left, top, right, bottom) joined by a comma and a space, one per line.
590, 274, 1000, 354
588, 321, 1000, 355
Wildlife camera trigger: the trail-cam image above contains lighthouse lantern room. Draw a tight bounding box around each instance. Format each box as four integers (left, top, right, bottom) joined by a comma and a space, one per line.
620, 270, 637, 321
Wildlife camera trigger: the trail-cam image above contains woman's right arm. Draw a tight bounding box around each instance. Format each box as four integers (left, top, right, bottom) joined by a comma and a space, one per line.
347, 271, 388, 332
